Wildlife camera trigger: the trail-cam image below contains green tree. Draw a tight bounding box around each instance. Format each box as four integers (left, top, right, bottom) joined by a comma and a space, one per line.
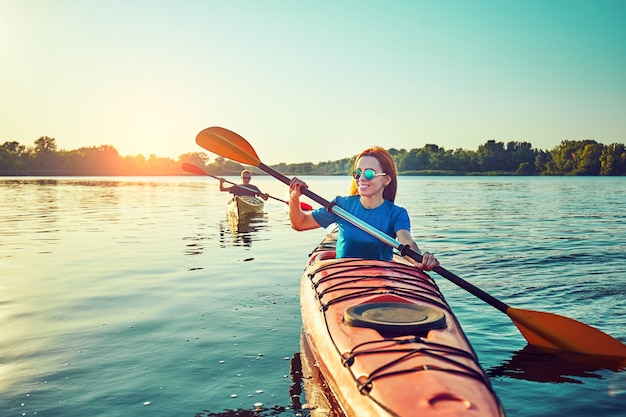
600, 143, 626, 175
534, 150, 551, 174
547, 140, 579, 174
2, 141, 26, 155
575, 142, 603, 175
58, 145, 121, 174
0, 141, 27, 173
548, 140, 602, 175
34, 136, 57, 153
423, 144, 446, 170
179, 152, 210, 169
32, 136, 59, 173
450, 148, 478, 173
398, 148, 428, 171
120, 154, 148, 175
506, 141, 536, 173
208, 156, 244, 175
477, 140, 507, 172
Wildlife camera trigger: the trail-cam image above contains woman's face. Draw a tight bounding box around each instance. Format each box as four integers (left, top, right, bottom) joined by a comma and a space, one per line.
354, 155, 390, 198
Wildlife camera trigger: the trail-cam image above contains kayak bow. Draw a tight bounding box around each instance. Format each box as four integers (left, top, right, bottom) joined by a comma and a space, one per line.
299, 232, 505, 416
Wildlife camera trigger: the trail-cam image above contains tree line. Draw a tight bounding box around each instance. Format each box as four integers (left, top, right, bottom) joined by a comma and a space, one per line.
1, 136, 625, 176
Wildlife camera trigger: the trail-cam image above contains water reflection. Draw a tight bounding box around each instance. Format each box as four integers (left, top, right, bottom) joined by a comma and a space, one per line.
183, 233, 211, 257
192, 334, 345, 416
220, 213, 268, 248
487, 344, 626, 384
181, 209, 269, 258
193, 351, 308, 417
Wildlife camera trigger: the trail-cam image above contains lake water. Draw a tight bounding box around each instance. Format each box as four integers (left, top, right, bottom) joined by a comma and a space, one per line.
1, 175, 625, 417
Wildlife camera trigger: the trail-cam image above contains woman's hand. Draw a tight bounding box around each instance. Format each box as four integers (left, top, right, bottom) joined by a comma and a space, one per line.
396, 230, 439, 271
418, 251, 440, 271
289, 177, 308, 198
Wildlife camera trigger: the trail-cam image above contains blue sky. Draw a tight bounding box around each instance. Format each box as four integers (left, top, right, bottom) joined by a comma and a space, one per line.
1, 0, 624, 164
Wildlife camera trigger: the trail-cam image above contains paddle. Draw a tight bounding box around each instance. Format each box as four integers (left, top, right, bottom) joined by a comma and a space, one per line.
181, 162, 313, 210
195, 126, 626, 360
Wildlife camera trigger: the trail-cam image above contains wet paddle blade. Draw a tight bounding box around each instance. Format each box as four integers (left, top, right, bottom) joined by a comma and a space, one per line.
507, 307, 626, 359
196, 127, 261, 166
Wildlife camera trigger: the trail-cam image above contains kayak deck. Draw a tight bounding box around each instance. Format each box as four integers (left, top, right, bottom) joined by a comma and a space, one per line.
300, 233, 505, 416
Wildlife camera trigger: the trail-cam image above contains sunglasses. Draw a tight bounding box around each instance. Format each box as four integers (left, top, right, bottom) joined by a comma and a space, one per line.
351, 168, 386, 180
242, 176, 251, 180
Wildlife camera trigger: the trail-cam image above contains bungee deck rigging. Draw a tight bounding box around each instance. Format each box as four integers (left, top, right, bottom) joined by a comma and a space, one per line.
304, 256, 498, 403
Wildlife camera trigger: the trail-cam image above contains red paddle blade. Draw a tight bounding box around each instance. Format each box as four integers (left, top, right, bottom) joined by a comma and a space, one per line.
181, 162, 207, 176
196, 127, 261, 166
507, 307, 626, 359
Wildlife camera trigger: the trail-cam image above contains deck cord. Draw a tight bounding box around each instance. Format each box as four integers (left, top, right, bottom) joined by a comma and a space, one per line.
310, 261, 451, 312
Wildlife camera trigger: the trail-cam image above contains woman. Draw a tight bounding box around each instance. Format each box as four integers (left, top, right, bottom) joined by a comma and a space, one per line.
289, 146, 439, 271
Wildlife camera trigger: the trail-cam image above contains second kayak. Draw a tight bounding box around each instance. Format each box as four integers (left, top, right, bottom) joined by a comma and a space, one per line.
227, 195, 264, 217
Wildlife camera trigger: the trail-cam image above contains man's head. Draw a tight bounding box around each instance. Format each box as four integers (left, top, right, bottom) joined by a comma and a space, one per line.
241, 169, 252, 184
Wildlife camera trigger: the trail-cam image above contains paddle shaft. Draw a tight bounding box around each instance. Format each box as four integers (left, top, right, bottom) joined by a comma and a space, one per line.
220, 179, 269, 200
259, 163, 510, 312
205, 171, 269, 199
202, 172, 236, 186
342, 212, 510, 313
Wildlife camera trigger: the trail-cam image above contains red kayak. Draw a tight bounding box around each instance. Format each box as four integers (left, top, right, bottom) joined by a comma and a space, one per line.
299, 233, 505, 416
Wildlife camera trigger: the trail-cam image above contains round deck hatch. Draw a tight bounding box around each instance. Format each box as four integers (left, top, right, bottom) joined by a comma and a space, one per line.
344, 302, 446, 335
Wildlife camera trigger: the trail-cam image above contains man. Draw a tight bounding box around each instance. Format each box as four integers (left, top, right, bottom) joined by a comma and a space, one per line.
220, 169, 269, 200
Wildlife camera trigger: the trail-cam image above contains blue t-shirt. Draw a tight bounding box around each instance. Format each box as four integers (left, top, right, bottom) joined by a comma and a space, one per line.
311, 195, 411, 260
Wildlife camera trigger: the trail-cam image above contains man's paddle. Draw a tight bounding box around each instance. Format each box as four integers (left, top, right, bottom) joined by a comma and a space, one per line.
181, 162, 312, 210
195, 126, 626, 361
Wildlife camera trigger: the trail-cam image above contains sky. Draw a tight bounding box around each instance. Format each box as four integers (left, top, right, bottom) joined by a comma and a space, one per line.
1, 0, 625, 165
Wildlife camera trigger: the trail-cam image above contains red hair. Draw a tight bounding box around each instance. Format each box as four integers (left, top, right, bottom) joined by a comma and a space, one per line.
349, 147, 398, 202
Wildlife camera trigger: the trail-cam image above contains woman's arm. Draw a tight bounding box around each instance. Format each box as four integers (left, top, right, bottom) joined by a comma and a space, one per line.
289, 178, 321, 231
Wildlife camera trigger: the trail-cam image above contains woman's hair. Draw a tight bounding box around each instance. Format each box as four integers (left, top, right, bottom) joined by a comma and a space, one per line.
349, 146, 398, 202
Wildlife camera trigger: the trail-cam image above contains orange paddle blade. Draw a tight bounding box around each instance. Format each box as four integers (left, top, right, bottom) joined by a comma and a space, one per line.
181, 162, 207, 176
507, 307, 626, 359
196, 127, 261, 166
